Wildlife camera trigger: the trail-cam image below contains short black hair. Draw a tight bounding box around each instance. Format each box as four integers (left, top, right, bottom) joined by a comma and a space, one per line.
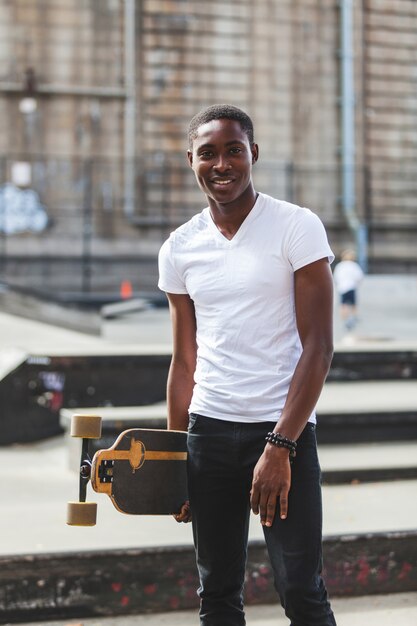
188, 104, 254, 149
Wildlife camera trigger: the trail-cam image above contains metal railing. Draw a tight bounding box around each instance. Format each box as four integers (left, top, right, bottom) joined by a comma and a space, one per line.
0, 154, 415, 298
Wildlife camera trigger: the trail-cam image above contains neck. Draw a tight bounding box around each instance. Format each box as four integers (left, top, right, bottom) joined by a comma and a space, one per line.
208, 185, 258, 239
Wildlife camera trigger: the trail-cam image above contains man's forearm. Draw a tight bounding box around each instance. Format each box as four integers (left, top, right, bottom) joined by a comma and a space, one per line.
166, 360, 195, 431
275, 259, 334, 442
275, 341, 333, 441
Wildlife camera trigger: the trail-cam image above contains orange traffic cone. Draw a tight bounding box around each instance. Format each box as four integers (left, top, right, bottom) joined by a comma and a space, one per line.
120, 280, 133, 299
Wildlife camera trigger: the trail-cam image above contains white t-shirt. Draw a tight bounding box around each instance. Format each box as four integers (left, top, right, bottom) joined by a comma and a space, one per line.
333, 260, 364, 295
158, 192, 334, 424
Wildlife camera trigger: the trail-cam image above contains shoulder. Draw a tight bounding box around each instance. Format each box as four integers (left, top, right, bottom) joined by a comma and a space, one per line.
159, 210, 209, 294
258, 194, 334, 269
259, 193, 322, 226
159, 208, 209, 257
166, 209, 209, 249
258, 195, 328, 245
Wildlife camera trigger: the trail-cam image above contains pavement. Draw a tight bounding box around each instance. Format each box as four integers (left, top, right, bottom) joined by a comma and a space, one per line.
1, 432, 417, 557
1, 274, 417, 624
100, 274, 417, 349
0, 275, 416, 359
9, 592, 417, 626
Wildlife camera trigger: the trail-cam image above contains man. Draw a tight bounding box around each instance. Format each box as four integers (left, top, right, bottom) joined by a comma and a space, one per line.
158, 104, 336, 626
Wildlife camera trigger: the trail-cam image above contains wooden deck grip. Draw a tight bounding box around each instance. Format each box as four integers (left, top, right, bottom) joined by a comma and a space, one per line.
91, 435, 187, 496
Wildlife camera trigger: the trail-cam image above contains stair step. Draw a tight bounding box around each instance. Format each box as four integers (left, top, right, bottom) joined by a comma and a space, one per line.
319, 441, 417, 484
318, 381, 417, 413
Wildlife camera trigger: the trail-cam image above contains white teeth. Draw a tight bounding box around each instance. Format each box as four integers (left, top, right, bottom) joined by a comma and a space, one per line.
214, 179, 232, 185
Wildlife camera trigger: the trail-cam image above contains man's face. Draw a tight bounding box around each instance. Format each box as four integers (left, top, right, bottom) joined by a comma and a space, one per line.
187, 118, 258, 206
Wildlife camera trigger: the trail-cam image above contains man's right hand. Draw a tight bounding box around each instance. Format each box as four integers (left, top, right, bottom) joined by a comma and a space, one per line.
173, 500, 192, 523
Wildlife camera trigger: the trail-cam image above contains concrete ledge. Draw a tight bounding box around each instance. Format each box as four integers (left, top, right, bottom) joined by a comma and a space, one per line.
0, 355, 171, 445
0, 530, 416, 623
329, 349, 417, 381
0, 287, 101, 335
2, 345, 417, 445
316, 411, 417, 444
321, 466, 417, 485
60, 405, 167, 432
319, 441, 417, 484
59, 406, 417, 480
101, 298, 150, 319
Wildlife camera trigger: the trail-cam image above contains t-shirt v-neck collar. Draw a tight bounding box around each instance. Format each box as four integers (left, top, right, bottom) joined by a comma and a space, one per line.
206, 193, 263, 245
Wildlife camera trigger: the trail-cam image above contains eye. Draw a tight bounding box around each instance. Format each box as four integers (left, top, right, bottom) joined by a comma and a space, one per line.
199, 151, 214, 159
230, 147, 243, 154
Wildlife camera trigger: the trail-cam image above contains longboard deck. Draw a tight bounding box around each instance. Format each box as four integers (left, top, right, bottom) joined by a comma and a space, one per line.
91, 429, 188, 515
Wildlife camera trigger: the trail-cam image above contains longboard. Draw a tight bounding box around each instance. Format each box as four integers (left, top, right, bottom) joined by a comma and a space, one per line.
67, 415, 188, 526
91, 428, 188, 515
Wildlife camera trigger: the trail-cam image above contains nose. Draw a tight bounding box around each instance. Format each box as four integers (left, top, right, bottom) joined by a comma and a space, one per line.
213, 153, 231, 173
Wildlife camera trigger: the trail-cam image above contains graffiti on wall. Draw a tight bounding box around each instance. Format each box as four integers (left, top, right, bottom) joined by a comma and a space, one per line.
0, 183, 49, 235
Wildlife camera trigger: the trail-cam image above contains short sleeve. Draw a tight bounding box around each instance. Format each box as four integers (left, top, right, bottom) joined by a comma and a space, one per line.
158, 237, 188, 294
287, 209, 334, 271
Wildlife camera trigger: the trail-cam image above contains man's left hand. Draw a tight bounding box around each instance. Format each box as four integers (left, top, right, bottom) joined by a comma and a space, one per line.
250, 445, 291, 526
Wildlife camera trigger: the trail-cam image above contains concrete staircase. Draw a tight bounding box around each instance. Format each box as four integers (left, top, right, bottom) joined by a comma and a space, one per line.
0, 306, 416, 621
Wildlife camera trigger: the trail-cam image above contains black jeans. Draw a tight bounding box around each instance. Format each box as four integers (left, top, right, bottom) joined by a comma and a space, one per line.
187, 414, 336, 626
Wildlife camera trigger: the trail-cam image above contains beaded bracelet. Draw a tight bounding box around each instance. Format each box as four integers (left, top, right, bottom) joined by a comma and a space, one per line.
265, 431, 297, 459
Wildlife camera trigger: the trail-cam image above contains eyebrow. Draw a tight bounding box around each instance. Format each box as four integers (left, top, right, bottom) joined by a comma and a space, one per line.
197, 140, 246, 149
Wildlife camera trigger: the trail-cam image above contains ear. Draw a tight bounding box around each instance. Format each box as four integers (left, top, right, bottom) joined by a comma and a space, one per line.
187, 150, 193, 168
251, 143, 259, 164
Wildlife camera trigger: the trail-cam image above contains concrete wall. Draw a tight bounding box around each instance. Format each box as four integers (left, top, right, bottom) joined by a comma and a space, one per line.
1, 532, 416, 622
0, 0, 125, 157
0, 0, 416, 295
362, 0, 417, 266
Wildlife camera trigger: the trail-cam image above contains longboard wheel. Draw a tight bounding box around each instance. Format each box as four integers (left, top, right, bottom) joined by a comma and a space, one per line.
66, 501, 97, 526
71, 414, 102, 439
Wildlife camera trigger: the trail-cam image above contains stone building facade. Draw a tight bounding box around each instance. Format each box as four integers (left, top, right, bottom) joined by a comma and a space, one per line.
0, 0, 416, 296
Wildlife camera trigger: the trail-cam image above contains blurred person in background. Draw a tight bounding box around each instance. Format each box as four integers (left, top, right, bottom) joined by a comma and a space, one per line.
333, 249, 364, 332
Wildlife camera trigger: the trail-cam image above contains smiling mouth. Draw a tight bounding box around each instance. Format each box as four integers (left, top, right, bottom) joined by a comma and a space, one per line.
212, 178, 234, 186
